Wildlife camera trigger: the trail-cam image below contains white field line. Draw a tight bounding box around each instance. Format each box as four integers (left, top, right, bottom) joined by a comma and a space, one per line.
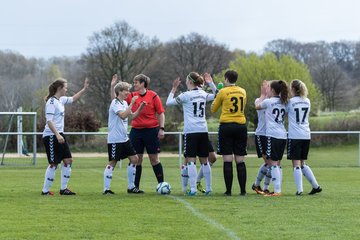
90, 169, 241, 239
168, 195, 241, 240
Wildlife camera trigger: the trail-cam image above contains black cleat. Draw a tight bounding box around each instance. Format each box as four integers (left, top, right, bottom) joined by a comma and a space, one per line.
127, 187, 144, 194
252, 183, 264, 195
309, 186, 322, 195
41, 191, 54, 196
103, 189, 115, 195
60, 188, 76, 195
240, 191, 247, 196
224, 191, 232, 196
296, 191, 303, 196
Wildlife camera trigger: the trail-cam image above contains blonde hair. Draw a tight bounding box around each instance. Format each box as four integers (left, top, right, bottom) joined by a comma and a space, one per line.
45, 78, 67, 102
290, 79, 308, 98
114, 82, 131, 96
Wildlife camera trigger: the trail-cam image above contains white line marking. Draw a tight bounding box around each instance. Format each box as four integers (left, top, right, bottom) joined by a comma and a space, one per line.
90, 168, 240, 239
168, 195, 241, 240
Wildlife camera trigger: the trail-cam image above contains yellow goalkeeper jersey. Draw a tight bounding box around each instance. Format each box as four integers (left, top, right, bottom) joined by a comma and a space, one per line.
211, 85, 247, 124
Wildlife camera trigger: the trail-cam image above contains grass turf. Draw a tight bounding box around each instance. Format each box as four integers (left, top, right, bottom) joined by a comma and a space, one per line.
0, 144, 359, 239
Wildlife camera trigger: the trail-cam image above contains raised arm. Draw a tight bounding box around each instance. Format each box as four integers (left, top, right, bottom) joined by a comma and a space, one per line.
255, 80, 268, 110
166, 77, 181, 106
110, 74, 119, 99
203, 73, 216, 102
204, 73, 217, 94
72, 78, 89, 102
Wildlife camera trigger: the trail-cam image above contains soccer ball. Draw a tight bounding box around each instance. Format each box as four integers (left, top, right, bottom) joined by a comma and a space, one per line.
156, 182, 171, 195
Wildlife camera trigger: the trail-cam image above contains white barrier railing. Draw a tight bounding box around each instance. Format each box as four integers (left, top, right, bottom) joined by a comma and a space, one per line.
1, 131, 360, 167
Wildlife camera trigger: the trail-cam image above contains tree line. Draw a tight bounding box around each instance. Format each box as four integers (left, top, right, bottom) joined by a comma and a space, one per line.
0, 20, 359, 133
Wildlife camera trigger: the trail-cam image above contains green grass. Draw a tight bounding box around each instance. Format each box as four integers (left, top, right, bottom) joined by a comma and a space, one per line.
0, 145, 359, 239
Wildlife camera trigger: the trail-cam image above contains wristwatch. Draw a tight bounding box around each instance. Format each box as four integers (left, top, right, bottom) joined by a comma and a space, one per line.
160, 127, 165, 131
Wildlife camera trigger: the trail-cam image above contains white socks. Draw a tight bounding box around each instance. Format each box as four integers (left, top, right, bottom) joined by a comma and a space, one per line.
197, 165, 204, 183
271, 165, 282, 193
127, 164, 136, 190
181, 165, 189, 192
293, 166, 303, 193
104, 165, 113, 192
302, 165, 319, 188
255, 163, 268, 186
61, 163, 71, 190
263, 168, 272, 191
42, 165, 56, 193
202, 163, 212, 192
104, 163, 137, 192
187, 162, 197, 193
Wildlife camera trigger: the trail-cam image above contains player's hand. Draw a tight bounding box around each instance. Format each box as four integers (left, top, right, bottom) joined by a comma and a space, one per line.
83, 78, 89, 90
158, 129, 165, 140
172, 77, 181, 89
203, 72, 213, 84
111, 74, 118, 87
56, 134, 65, 144
131, 96, 139, 105
260, 80, 268, 97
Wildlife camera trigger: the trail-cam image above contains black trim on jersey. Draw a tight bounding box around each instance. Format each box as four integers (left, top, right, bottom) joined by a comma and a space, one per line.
115, 98, 124, 105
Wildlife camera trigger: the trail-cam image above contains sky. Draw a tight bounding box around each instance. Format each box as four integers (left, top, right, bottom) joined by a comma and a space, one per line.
1, 0, 359, 59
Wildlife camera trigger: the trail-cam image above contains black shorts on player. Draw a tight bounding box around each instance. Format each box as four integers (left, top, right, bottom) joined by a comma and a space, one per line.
108, 140, 137, 161
265, 137, 286, 161
129, 127, 160, 154
255, 135, 267, 158
218, 123, 247, 156
43, 133, 72, 164
184, 133, 209, 158
287, 139, 310, 160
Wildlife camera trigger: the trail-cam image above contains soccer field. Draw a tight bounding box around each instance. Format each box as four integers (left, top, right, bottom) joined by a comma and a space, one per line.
0, 145, 359, 240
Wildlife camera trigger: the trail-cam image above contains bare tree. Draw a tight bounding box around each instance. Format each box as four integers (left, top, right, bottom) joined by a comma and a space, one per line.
265, 39, 358, 110
81, 21, 161, 119
309, 47, 346, 111
0, 51, 39, 112
145, 33, 234, 129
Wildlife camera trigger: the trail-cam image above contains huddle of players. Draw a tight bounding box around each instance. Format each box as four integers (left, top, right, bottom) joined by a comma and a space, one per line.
41, 70, 321, 197
252, 80, 322, 196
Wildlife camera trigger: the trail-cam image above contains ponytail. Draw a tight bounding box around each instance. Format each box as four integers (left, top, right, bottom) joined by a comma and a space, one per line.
270, 80, 288, 104
279, 80, 289, 104
187, 72, 204, 87
44, 78, 67, 102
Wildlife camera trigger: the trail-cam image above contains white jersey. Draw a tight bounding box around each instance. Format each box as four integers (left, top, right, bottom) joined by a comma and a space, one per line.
260, 97, 287, 139
286, 96, 311, 139
166, 88, 214, 134
255, 98, 266, 136
108, 98, 129, 143
43, 96, 73, 137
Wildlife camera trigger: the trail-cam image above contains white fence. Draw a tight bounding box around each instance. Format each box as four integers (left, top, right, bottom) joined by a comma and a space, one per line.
1, 131, 360, 167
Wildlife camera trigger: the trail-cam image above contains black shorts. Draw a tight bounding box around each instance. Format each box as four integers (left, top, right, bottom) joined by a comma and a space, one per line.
129, 127, 160, 154
208, 139, 215, 153
43, 133, 72, 164
108, 140, 137, 161
265, 137, 286, 161
184, 133, 209, 158
255, 135, 267, 158
218, 123, 247, 156
287, 139, 310, 160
